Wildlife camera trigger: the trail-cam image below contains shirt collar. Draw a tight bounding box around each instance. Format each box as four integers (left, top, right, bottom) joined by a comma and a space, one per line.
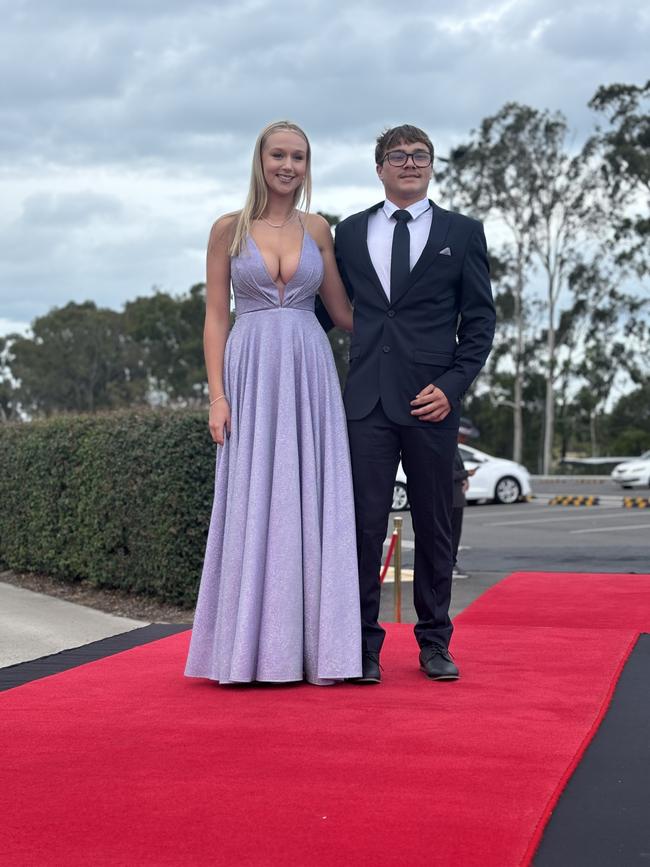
383, 197, 431, 221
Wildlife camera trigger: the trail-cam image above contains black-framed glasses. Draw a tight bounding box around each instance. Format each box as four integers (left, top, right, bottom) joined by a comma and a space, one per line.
383, 149, 432, 168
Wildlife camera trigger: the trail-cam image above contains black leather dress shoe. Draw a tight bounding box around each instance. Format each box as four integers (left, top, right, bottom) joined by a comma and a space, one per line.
351, 651, 381, 684
419, 646, 459, 681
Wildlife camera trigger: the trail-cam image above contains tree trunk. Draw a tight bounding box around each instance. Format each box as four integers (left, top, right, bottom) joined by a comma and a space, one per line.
513, 372, 523, 464
512, 259, 525, 464
543, 298, 555, 474
590, 411, 598, 457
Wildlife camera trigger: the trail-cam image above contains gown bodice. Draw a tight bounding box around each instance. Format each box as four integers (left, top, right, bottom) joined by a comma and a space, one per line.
230, 231, 324, 315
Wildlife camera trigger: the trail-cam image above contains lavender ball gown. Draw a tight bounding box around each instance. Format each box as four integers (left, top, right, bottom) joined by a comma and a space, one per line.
185, 227, 363, 685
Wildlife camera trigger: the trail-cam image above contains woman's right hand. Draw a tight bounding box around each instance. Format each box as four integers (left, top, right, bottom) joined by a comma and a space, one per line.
209, 400, 231, 445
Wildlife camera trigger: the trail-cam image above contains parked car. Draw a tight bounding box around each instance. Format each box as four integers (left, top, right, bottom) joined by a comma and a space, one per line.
610, 451, 650, 489
392, 445, 532, 510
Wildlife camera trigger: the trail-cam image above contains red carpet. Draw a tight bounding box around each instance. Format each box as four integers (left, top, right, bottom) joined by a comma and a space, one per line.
2, 571, 649, 867
458, 571, 650, 630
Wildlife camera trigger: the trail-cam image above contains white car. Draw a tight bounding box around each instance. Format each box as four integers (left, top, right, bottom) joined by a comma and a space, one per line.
610, 451, 650, 489
392, 445, 532, 510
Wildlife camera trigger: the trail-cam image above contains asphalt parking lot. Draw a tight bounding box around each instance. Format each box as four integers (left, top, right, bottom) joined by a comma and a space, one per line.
456, 500, 649, 573
387, 479, 649, 574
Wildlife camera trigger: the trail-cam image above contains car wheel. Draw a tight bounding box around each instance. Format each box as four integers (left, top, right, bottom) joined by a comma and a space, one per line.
392, 482, 409, 511
494, 476, 521, 504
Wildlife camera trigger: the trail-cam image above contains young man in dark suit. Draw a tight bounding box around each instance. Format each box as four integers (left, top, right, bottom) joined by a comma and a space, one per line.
318, 124, 495, 682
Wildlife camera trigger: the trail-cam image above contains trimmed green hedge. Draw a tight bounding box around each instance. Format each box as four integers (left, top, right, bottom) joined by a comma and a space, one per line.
0, 410, 216, 606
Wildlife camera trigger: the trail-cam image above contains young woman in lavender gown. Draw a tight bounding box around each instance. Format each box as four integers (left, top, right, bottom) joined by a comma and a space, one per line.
185, 121, 362, 685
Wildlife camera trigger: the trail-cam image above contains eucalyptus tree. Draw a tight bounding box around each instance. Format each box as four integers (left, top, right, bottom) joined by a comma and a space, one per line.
438, 103, 605, 472
555, 260, 648, 457
589, 80, 650, 273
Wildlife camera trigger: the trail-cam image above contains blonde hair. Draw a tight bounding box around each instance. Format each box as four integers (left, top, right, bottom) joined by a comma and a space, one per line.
230, 120, 312, 257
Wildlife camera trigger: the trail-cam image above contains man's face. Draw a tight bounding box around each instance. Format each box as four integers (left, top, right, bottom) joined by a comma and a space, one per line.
376, 140, 433, 205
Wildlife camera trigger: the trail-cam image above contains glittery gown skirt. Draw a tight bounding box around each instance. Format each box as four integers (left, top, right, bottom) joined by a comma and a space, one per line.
185, 233, 363, 684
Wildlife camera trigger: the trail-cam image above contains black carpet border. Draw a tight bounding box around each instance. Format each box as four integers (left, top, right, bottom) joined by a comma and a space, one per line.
534, 633, 650, 866
0, 624, 190, 692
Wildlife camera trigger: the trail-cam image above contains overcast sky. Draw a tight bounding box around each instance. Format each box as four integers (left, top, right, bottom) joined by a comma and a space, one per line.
1, 0, 648, 337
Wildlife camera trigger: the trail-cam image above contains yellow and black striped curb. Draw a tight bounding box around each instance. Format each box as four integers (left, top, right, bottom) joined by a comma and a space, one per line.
548, 495, 600, 506
623, 497, 650, 508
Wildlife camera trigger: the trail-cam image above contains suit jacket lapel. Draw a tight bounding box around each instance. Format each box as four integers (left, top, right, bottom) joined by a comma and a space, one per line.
358, 202, 389, 307
392, 200, 452, 305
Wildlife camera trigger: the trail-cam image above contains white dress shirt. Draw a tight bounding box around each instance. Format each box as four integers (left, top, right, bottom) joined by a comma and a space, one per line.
366, 197, 433, 300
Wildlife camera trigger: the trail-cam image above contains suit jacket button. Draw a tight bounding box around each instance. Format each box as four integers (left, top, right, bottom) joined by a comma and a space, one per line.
382, 345, 391, 353
387, 310, 395, 318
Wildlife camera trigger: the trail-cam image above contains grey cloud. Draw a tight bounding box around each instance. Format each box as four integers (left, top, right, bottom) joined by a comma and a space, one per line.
20, 191, 124, 226
10, 0, 641, 170
1, 0, 648, 334
539, 4, 650, 60
0, 202, 206, 326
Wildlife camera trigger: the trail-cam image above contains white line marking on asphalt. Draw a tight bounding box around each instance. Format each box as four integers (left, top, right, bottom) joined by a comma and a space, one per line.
570, 523, 650, 534
485, 509, 625, 528
490, 506, 553, 513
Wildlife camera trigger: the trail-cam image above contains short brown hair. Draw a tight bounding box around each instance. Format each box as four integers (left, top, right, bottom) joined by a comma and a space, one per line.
375, 124, 434, 166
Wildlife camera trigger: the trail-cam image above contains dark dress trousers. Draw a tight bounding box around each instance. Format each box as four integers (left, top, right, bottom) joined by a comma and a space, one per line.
317, 200, 495, 653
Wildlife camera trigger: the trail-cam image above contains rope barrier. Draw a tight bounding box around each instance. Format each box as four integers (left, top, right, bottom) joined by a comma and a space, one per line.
380, 531, 398, 583
379, 516, 404, 623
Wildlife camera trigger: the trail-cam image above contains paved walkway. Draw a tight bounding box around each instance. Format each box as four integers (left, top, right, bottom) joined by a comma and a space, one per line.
0, 582, 145, 668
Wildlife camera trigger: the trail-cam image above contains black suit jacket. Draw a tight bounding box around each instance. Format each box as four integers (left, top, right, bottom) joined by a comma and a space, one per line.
317, 200, 496, 427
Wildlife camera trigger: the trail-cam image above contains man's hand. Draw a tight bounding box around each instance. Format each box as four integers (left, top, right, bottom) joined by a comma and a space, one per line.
410, 384, 451, 423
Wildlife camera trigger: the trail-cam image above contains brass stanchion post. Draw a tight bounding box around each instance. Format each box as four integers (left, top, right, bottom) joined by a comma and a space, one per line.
393, 515, 402, 623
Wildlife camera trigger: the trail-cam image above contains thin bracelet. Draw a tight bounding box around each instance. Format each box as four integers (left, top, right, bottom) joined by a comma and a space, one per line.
209, 394, 225, 407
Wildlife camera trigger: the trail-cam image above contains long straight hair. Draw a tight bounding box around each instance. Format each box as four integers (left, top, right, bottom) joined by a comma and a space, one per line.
230, 120, 312, 257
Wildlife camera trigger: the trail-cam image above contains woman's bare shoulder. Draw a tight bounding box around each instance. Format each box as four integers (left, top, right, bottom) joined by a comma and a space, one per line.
303, 212, 333, 246
208, 211, 240, 250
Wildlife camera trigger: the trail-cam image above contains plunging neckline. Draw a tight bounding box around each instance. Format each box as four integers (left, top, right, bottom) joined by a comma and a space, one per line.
248, 230, 307, 306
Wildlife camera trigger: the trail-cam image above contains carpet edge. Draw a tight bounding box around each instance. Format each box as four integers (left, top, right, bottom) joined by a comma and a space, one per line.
0, 624, 191, 693
520, 629, 641, 866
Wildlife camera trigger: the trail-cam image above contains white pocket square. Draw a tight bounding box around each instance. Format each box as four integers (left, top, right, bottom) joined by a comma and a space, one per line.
439, 246, 452, 256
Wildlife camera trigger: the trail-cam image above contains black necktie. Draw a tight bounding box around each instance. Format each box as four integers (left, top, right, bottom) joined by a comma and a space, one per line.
390, 209, 412, 300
